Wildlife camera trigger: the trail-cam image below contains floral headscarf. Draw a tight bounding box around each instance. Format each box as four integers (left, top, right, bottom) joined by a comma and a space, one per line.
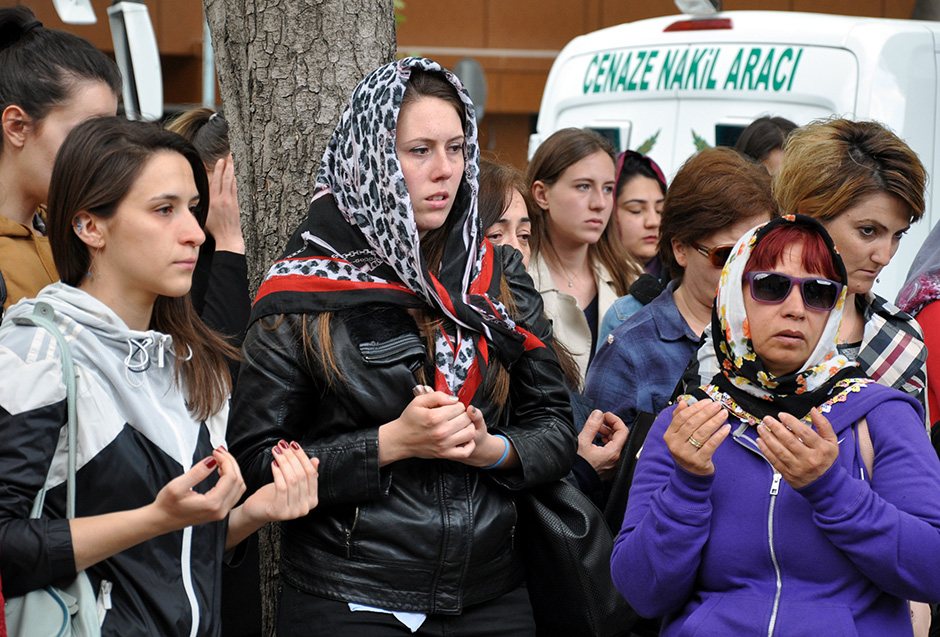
687, 215, 866, 423
252, 57, 542, 403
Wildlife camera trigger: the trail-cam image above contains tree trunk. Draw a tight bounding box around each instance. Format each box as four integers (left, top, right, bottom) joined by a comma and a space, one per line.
204, 0, 397, 293
202, 2, 395, 634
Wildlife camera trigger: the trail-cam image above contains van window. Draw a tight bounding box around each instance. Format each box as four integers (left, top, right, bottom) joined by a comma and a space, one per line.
715, 123, 745, 147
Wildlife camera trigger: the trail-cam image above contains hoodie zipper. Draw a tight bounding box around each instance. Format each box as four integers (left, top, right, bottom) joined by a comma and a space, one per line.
766, 472, 783, 637
142, 372, 200, 637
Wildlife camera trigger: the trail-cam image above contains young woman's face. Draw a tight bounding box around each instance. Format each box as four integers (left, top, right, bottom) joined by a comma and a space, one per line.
484, 189, 531, 266
743, 242, 831, 377
533, 150, 615, 250
21, 80, 118, 205
615, 175, 664, 265
821, 192, 911, 296
91, 151, 205, 307
395, 96, 465, 238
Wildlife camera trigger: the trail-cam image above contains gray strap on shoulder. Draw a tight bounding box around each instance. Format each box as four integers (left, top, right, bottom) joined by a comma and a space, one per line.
2, 302, 78, 518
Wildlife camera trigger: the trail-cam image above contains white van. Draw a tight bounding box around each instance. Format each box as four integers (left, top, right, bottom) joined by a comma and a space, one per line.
531, 10, 940, 299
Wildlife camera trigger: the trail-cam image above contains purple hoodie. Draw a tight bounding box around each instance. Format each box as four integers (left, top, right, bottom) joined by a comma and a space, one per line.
611, 382, 940, 636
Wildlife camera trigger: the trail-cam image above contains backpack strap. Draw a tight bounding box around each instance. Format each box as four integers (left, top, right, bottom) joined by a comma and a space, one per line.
1, 302, 78, 518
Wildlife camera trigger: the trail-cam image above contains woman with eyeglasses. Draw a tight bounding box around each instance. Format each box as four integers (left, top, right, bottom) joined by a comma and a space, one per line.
612, 214, 940, 635
586, 147, 774, 432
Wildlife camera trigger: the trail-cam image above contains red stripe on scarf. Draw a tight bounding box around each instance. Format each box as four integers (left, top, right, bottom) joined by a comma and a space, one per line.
518, 327, 545, 351
470, 240, 495, 295
256, 274, 413, 302
430, 274, 458, 317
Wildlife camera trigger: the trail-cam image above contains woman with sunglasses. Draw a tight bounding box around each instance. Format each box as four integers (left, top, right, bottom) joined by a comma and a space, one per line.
586, 147, 773, 433
612, 215, 940, 635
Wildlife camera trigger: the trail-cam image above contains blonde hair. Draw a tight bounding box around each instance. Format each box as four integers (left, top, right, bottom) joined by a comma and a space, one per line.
774, 119, 926, 222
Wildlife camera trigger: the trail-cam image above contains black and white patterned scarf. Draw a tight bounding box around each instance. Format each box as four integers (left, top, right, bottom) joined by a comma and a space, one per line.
253, 57, 542, 403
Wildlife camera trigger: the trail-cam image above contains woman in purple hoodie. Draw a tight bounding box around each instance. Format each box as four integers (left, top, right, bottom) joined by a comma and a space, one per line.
611, 214, 940, 636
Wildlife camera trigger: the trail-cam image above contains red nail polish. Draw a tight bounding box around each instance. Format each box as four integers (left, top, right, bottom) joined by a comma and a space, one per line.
273, 458, 279, 467
290, 441, 301, 450
204, 457, 218, 469
273, 445, 282, 455
279, 440, 289, 449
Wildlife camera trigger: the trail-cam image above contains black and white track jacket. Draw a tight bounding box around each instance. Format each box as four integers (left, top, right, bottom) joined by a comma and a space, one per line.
0, 283, 228, 636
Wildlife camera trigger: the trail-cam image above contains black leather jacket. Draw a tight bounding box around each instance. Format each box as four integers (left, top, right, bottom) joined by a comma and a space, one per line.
229, 246, 577, 614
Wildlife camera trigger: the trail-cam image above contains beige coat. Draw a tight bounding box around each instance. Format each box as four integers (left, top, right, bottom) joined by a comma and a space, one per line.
528, 251, 619, 383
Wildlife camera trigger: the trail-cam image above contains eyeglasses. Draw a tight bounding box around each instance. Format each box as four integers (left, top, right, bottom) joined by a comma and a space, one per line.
692, 242, 735, 267
743, 271, 843, 311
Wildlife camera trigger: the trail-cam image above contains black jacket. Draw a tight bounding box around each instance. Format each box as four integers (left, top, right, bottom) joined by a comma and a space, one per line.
228, 246, 577, 613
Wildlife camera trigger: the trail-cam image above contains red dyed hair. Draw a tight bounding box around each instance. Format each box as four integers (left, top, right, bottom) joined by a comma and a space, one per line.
744, 224, 840, 282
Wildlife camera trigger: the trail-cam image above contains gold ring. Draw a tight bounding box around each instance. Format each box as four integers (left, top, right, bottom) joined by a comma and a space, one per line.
688, 436, 704, 449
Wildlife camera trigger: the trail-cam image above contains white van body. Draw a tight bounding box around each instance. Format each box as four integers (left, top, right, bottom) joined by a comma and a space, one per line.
532, 11, 940, 299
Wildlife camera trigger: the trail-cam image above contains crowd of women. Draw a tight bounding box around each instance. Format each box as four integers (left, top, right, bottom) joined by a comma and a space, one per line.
0, 6, 939, 636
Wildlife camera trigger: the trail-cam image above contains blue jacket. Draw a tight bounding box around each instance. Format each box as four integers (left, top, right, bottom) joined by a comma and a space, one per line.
612, 381, 940, 636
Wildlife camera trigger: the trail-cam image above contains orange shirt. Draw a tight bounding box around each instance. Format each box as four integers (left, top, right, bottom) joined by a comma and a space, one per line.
0, 212, 57, 310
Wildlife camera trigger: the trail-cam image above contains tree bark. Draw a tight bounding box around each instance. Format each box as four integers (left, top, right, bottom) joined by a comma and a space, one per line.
204, 0, 396, 293
202, 2, 395, 634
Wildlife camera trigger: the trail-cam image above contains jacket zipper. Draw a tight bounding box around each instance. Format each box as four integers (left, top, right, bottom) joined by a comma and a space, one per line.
96, 579, 112, 626
766, 472, 783, 637
509, 498, 517, 550
143, 375, 200, 637
345, 506, 360, 558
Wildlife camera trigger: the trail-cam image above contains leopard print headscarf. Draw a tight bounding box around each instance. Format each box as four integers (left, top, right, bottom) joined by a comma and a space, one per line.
254, 57, 535, 401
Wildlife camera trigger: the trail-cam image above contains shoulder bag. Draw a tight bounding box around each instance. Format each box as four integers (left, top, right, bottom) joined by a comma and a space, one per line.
517, 478, 639, 637
2, 302, 102, 637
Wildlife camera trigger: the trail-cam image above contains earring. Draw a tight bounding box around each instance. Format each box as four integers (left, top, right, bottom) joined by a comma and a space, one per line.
74, 219, 83, 234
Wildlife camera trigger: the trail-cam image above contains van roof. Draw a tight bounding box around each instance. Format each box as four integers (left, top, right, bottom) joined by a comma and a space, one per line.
562, 11, 940, 53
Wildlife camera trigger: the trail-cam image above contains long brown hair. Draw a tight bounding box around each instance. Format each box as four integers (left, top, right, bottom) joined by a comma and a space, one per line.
526, 128, 642, 296
47, 117, 236, 421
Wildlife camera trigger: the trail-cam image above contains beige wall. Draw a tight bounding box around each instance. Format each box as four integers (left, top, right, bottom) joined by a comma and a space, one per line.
20, 0, 919, 166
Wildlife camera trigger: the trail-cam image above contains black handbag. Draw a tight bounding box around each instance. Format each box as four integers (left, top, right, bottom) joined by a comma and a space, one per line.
517, 478, 639, 637
603, 411, 657, 535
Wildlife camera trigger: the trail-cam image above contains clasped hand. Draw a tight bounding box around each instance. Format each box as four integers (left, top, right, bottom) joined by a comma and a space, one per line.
664, 399, 731, 476
756, 407, 839, 489
152, 444, 319, 534
388, 386, 505, 467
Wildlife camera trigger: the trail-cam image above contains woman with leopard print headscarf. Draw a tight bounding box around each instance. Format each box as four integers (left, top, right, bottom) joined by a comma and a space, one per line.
227, 57, 577, 635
